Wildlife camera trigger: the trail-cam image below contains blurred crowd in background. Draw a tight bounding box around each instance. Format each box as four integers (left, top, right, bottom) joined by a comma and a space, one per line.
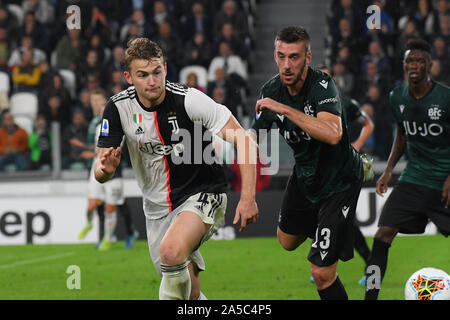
324, 0, 449, 159
0, 0, 448, 174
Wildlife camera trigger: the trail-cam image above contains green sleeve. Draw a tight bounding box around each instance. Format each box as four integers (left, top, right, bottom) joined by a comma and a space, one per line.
312, 78, 342, 117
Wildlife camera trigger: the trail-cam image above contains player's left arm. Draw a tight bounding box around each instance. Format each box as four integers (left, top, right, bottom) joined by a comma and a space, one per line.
353, 112, 374, 152
255, 98, 342, 145
442, 175, 450, 208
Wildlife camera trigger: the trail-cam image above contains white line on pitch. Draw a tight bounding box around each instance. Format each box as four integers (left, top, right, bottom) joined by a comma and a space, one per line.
0, 252, 75, 269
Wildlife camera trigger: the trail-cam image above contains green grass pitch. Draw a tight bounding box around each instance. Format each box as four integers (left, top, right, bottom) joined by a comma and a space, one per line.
0, 235, 448, 300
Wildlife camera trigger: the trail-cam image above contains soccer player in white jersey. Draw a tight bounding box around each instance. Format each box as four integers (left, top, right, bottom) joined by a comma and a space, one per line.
94, 38, 258, 300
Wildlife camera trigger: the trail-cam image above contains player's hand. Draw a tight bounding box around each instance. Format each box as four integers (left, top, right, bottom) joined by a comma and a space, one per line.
255, 98, 286, 116
98, 147, 121, 175
376, 171, 391, 196
441, 175, 450, 208
233, 197, 259, 232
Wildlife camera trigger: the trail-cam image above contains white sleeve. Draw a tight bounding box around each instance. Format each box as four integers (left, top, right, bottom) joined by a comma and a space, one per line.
184, 87, 232, 135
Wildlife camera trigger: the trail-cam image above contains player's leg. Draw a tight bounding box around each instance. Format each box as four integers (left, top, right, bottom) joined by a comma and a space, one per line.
365, 182, 427, 300
311, 262, 348, 300
308, 180, 363, 300
118, 200, 139, 249
353, 222, 371, 285
277, 169, 316, 251
98, 203, 117, 251
78, 198, 101, 239
159, 210, 210, 300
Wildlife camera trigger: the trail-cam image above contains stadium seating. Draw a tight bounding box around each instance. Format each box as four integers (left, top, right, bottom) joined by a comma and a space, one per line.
179, 65, 208, 89
58, 69, 77, 99
0, 71, 10, 94
9, 92, 38, 119
13, 114, 34, 134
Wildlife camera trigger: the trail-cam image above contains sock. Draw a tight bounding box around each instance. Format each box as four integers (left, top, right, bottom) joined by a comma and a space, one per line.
365, 238, 391, 300
97, 205, 105, 240
197, 291, 208, 300
103, 210, 117, 241
159, 261, 191, 300
86, 209, 94, 225
118, 202, 133, 235
317, 276, 348, 300
353, 224, 370, 264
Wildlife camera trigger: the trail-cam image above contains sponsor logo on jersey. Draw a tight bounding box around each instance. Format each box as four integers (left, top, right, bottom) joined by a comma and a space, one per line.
403, 121, 443, 137
399, 104, 405, 113
100, 119, 109, 136
135, 126, 144, 135
317, 97, 338, 105
342, 205, 350, 218
139, 141, 184, 156
319, 79, 328, 89
276, 114, 284, 122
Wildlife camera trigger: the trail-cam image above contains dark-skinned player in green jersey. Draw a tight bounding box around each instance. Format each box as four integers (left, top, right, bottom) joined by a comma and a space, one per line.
250, 26, 364, 300
365, 39, 450, 300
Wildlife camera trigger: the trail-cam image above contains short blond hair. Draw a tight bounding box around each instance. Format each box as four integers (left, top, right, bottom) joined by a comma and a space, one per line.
124, 38, 164, 72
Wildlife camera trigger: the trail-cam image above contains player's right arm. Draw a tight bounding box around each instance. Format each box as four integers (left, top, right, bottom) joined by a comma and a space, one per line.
94, 99, 125, 183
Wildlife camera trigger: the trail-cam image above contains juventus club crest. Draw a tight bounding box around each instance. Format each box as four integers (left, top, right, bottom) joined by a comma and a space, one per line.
168, 116, 180, 133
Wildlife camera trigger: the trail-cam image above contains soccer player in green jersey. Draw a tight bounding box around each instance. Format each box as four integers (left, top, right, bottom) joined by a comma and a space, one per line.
365, 39, 450, 300
251, 26, 364, 300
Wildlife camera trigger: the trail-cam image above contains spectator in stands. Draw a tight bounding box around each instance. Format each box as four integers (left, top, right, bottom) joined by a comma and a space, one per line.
108, 69, 128, 95
54, 28, 86, 71
18, 12, 49, 53
120, 22, 141, 48
213, 0, 248, 39
108, 45, 126, 73
332, 61, 354, 97
39, 73, 71, 115
214, 22, 248, 61
86, 33, 106, 67
437, 14, 450, 45
355, 60, 391, 101
86, 5, 115, 47
433, 0, 450, 35
328, 17, 362, 63
0, 7, 20, 40
182, 31, 212, 68
12, 48, 41, 93
432, 36, 450, 75
364, 84, 393, 160
184, 71, 205, 92
430, 58, 449, 85
0, 28, 12, 70
207, 67, 242, 120
0, 110, 29, 171
73, 89, 93, 122
61, 109, 91, 169
182, 1, 213, 41
76, 49, 108, 90
29, 113, 52, 170
207, 41, 247, 84
150, 0, 177, 31
39, 94, 71, 128
119, 9, 153, 44
8, 36, 47, 68
361, 40, 391, 75
153, 20, 183, 74
22, 0, 55, 25
328, 0, 364, 38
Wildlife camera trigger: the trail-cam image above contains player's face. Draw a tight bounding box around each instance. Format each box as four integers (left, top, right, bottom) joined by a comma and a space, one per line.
124, 58, 167, 107
403, 49, 431, 84
274, 40, 311, 88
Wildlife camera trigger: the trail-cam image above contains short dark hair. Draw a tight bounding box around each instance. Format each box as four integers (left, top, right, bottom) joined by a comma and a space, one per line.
405, 38, 431, 54
125, 38, 164, 72
275, 26, 311, 51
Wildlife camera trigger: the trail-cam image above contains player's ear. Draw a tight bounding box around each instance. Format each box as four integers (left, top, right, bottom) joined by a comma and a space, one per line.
123, 71, 133, 85
306, 50, 312, 65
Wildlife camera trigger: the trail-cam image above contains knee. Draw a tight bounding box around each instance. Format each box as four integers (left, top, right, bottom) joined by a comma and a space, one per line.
277, 229, 306, 251
160, 241, 186, 266
374, 226, 398, 244
311, 264, 336, 290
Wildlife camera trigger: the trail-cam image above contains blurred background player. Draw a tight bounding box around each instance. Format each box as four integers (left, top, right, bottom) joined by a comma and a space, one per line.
365, 39, 450, 300
317, 64, 374, 285
78, 88, 138, 250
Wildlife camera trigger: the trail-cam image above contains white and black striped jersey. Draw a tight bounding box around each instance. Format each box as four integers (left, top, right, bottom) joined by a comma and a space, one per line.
97, 81, 232, 219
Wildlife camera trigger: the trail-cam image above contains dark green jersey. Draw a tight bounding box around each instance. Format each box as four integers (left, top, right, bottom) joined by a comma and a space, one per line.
390, 81, 450, 190
252, 67, 363, 203
342, 96, 366, 123
87, 115, 102, 145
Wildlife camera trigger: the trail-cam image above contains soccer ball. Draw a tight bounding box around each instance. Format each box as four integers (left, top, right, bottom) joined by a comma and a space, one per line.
404, 267, 450, 300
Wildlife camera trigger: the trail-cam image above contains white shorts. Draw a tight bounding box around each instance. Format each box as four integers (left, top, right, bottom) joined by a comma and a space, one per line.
146, 192, 227, 276
88, 168, 125, 205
